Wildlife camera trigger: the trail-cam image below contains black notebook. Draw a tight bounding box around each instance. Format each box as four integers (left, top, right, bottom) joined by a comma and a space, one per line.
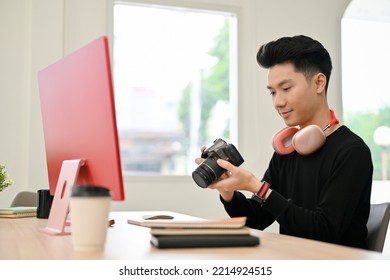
151, 234, 260, 249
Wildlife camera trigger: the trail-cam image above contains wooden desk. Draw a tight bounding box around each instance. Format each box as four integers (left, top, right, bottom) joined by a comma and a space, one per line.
0, 211, 386, 260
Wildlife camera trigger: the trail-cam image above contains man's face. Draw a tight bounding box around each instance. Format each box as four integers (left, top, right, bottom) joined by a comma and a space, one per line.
267, 63, 322, 127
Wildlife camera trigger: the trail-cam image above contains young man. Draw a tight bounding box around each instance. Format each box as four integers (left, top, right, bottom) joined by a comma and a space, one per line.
196, 35, 373, 249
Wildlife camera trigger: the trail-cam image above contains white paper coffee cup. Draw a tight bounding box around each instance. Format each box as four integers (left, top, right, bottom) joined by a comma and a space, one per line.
70, 185, 111, 252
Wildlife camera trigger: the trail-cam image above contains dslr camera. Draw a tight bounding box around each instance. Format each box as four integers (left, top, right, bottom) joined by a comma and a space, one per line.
192, 138, 244, 188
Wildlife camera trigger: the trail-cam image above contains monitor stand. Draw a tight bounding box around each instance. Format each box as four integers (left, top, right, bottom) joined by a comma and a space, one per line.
40, 159, 84, 235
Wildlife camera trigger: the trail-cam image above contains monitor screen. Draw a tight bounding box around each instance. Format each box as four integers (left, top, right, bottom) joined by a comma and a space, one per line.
37, 36, 124, 201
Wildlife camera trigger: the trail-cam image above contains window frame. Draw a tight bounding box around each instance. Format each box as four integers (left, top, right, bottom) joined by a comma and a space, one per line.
106, 0, 266, 187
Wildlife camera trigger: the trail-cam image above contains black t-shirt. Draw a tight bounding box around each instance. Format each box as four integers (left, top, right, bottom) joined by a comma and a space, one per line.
221, 125, 373, 249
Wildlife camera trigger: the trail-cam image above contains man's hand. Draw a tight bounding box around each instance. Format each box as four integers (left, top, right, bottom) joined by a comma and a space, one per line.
208, 159, 262, 202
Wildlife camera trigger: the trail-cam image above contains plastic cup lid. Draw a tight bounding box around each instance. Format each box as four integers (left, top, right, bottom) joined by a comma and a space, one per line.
70, 185, 112, 197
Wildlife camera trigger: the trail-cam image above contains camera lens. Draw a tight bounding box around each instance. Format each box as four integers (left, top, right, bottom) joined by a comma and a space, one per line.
192, 158, 225, 188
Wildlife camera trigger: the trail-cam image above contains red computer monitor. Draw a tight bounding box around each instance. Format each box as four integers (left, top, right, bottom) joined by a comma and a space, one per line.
37, 36, 124, 201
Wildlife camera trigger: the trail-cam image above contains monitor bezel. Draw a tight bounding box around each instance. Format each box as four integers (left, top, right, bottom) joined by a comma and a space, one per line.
37, 36, 125, 202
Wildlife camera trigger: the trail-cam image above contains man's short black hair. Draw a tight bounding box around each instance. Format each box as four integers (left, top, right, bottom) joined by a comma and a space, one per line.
256, 35, 333, 93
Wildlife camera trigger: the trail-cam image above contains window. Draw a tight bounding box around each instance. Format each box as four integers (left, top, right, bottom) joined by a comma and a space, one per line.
342, 1, 390, 181
113, 2, 237, 176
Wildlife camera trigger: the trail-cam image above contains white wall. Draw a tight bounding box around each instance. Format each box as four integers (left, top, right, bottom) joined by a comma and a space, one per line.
0, 0, 356, 220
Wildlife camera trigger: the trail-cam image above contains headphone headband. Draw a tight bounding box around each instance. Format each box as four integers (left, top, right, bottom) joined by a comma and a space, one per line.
322, 109, 339, 132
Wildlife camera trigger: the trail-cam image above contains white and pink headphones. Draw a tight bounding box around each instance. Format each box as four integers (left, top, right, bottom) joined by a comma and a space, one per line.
272, 109, 339, 155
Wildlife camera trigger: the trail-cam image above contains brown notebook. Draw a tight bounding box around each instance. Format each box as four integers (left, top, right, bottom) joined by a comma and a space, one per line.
150, 226, 251, 236
128, 215, 247, 229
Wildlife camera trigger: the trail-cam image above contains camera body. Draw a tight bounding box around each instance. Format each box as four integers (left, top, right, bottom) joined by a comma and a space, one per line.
192, 138, 244, 188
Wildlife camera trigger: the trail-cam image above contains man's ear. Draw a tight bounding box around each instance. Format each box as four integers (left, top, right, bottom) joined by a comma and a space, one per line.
313, 73, 326, 94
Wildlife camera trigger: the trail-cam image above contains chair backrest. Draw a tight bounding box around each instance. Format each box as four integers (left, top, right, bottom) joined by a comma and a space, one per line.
366, 202, 390, 252
10, 191, 37, 207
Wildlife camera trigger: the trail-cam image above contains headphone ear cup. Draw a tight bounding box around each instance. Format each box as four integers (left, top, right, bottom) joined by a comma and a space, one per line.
292, 125, 326, 155
272, 127, 299, 155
